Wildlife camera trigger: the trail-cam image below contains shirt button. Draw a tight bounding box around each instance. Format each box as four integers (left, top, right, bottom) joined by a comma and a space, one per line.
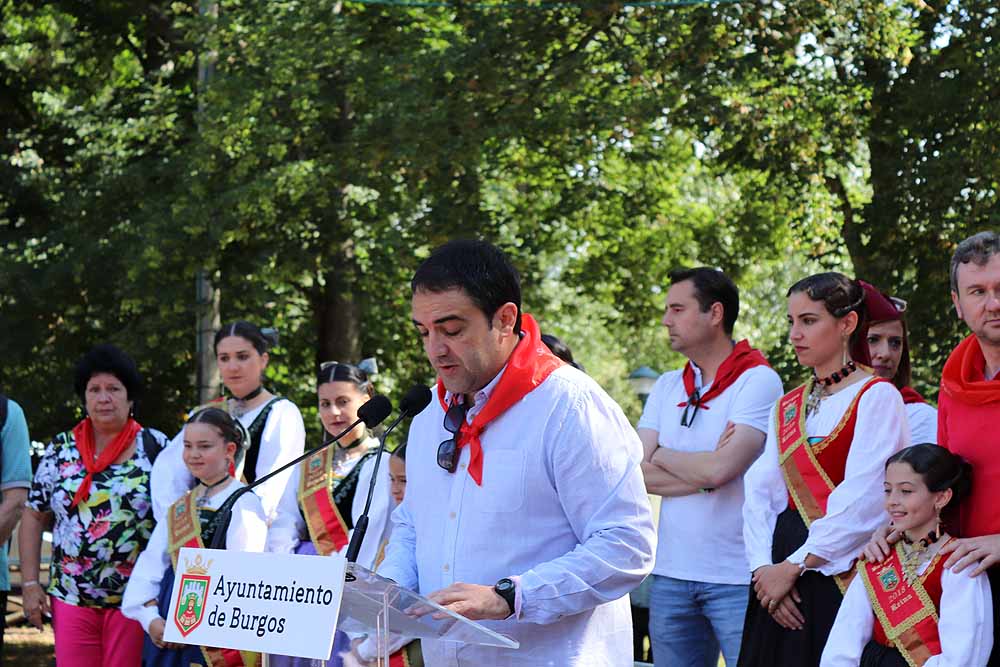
443, 564, 450, 572
449, 512, 456, 519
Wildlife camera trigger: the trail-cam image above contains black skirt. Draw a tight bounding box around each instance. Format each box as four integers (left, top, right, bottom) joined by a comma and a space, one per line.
859, 640, 908, 667
737, 508, 845, 667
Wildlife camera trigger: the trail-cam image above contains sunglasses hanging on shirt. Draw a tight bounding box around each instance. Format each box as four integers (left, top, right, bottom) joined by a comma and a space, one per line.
437, 401, 468, 473
680, 388, 701, 428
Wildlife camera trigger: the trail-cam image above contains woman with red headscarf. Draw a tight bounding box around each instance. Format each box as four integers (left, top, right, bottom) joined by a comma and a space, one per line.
860, 281, 938, 444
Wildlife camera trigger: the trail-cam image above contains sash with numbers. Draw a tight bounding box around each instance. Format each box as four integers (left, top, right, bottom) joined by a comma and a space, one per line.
166, 491, 260, 667
859, 539, 950, 667
776, 375, 887, 592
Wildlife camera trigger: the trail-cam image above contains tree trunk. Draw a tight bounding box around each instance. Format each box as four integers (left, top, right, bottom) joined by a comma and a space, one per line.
315, 241, 362, 368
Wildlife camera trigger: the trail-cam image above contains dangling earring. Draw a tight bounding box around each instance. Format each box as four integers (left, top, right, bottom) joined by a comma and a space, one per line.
842, 335, 849, 366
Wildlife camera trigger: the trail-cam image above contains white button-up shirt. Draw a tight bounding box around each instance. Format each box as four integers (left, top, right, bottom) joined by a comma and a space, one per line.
378, 365, 656, 666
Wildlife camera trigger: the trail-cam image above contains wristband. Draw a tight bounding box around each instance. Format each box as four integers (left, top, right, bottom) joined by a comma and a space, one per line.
22, 580, 40, 588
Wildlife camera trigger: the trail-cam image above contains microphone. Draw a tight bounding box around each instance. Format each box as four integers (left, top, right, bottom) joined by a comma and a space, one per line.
344, 384, 432, 564
207, 395, 393, 549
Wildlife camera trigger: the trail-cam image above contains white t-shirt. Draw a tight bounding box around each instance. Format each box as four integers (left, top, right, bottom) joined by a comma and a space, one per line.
638, 363, 783, 585
906, 401, 938, 445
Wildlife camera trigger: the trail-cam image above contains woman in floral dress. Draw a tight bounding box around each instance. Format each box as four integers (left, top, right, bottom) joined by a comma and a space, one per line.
18, 344, 167, 667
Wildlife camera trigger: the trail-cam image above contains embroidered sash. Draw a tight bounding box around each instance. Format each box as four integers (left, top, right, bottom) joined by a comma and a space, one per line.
859, 541, 949, 667
390, 641, 424, 667
776, 376, 885, 592
297, 448, 374, 556
166, 493, 260, 667
168, 491, 206, 570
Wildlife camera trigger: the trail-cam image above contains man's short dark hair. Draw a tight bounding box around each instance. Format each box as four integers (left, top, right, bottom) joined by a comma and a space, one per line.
411, 239, 522, 331
73, 344, 144, 401
951, 231, 1000, 293
668, 267, 740, 335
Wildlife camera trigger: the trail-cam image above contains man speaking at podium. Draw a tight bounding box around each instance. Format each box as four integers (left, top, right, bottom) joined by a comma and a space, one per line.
378, 239, 656, 666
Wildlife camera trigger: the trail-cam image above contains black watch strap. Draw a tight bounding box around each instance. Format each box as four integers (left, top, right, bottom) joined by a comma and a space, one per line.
494, 577, 516, 616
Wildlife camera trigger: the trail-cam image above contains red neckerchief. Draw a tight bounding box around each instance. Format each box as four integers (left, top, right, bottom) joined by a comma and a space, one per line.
899, 386, 926, 405
941, 334, 1000, 406
71, 417, 143, 508
435, 313, 564, 485
676, 340, 770, 410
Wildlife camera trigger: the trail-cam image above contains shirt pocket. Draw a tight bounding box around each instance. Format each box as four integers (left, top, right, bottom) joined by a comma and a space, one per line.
477, 449, 526, 513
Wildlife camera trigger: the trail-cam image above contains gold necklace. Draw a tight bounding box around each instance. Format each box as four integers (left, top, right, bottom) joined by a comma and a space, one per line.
899, 530, 940, 583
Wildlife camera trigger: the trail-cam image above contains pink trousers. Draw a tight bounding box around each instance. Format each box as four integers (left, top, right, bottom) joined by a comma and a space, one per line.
51, 597, 145, 667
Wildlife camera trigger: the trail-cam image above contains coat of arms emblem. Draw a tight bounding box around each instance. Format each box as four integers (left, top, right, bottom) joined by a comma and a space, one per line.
783, 404, 797, 424
879, 566, 900, 592
174, 554, 213, 637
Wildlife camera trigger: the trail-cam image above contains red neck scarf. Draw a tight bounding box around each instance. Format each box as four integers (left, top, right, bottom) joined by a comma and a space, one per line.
435, 313, 564, 485
71, 417, 143, 508
941, 334, 1000, 406
899, 386, 926, 405
677, 340, 770, 410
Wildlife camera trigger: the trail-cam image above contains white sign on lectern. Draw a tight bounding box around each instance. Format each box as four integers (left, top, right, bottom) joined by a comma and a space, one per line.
163, 547, 346, 660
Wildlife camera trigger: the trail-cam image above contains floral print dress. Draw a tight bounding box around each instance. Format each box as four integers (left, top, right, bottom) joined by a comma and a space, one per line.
27, 429, 158, 607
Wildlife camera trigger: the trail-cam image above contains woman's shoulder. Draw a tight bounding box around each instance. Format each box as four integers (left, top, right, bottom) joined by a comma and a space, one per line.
43, 430, 78, 457
855, 376, 903, 407
265, 396, 304, 420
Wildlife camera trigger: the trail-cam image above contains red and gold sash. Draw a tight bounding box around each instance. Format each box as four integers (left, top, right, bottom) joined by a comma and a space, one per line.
298, 446, 350, 556
166, 492, 260, 667
859, 540, 950, 667
776, 375, 886, 591
167, 490, 207, 570
389, 641, 424, 667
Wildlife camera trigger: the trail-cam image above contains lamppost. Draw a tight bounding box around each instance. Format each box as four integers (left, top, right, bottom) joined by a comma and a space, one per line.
627, 364, 659, 665
628, 366, 660, 406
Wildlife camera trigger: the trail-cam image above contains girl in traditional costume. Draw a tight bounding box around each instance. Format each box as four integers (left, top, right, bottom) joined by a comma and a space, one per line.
267, 361, 393, 667
739, 273, 910, 666
151, 321, 306, 524
123, 407, 268, 667
860, 281, 938, 444
821, 444, 993, 666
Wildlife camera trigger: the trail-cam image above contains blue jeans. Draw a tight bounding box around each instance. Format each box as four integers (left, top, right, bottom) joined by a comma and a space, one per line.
649, 574, 748, 667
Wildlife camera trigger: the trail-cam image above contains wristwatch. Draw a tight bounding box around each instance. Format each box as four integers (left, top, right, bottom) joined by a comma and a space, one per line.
494, 577, 516, 617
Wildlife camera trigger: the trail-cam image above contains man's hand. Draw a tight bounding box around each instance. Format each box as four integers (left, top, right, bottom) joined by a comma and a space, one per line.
752, 562, 799, 613
860, 523, 901, 563
941, 534, 1000, 576
715, 421, 736, 450
423, 582, 512, 621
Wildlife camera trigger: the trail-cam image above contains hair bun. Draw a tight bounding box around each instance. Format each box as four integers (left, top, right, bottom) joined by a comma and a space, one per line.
261, 327, 280, 348
357, 358, 379, 376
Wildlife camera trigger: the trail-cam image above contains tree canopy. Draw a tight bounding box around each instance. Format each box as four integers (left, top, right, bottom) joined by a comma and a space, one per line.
2, 0, 997, 440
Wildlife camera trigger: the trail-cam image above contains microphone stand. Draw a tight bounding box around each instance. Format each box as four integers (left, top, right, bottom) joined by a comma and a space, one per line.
344, 413, 408, 564
207, 414, 375, 549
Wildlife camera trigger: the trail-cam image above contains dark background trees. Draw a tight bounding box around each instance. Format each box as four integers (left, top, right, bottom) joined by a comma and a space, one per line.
3, 0, 996, 440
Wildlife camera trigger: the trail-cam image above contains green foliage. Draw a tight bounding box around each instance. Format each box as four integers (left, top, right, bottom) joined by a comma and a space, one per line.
3, 0, 998, 443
